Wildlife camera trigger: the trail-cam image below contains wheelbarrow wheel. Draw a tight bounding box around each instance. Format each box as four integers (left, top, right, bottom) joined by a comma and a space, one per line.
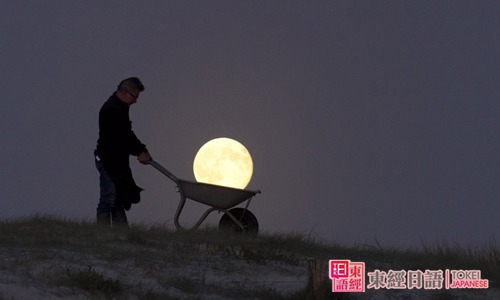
219, 208, 258, 234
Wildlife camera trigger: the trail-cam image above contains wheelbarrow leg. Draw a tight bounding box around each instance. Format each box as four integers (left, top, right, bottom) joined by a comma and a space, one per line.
174, 189, 219, 231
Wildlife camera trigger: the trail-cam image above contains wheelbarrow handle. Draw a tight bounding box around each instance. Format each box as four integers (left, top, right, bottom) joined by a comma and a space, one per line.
149, 160, 179, 183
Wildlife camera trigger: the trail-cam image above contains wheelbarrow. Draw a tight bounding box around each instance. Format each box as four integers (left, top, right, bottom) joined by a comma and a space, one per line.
149, 160, 261, 234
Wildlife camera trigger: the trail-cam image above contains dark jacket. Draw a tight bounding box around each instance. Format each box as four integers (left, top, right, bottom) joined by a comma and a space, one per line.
95, 93, 147, 210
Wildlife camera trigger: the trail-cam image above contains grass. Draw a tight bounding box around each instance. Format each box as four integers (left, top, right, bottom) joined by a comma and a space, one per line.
0, 215, 498, 299
63, 266, 121, 297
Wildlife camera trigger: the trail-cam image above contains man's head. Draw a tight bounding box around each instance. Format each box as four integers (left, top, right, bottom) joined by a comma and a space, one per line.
116, 77, 145, 105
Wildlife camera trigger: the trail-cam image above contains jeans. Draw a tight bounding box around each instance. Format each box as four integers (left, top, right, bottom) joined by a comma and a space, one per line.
95, 157, 119, 213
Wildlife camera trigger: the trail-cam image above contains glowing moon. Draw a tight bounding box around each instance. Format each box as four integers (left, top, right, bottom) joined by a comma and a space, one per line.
193, 137, 253, 189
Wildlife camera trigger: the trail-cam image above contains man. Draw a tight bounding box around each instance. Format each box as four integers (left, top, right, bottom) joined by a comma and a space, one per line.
94, 77, 153, 226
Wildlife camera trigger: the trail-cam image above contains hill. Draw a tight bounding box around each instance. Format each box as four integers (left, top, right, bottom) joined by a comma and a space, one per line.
0, 216, 498, 299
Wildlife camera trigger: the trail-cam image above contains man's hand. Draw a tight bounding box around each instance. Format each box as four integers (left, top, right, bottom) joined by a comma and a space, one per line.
138, 151, 153, 165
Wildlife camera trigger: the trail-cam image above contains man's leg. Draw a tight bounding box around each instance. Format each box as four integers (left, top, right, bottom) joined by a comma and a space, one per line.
95, 158, 116, 226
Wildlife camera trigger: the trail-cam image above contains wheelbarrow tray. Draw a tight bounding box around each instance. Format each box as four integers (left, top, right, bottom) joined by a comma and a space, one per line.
177, 179, 260, 210
149, 160, 261, 231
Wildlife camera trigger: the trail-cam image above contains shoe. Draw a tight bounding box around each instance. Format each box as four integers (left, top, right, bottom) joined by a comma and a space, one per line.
112, 210, 128, 227
97, 212, 111, 226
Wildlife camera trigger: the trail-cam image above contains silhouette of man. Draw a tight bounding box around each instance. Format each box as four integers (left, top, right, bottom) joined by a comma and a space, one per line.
94, 77, 152, 226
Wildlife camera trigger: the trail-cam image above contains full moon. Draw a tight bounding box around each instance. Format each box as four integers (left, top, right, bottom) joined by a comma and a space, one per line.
193, 137, 253, 189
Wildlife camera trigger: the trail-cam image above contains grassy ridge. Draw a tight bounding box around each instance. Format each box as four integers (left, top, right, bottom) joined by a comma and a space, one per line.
0, 216, 498, 299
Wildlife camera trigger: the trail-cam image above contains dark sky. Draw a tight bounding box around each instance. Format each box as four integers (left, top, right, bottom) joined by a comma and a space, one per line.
1, 1, 499, 248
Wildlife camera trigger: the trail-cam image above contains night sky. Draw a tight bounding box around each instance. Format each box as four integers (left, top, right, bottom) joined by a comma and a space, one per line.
1, 1, 499, 248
